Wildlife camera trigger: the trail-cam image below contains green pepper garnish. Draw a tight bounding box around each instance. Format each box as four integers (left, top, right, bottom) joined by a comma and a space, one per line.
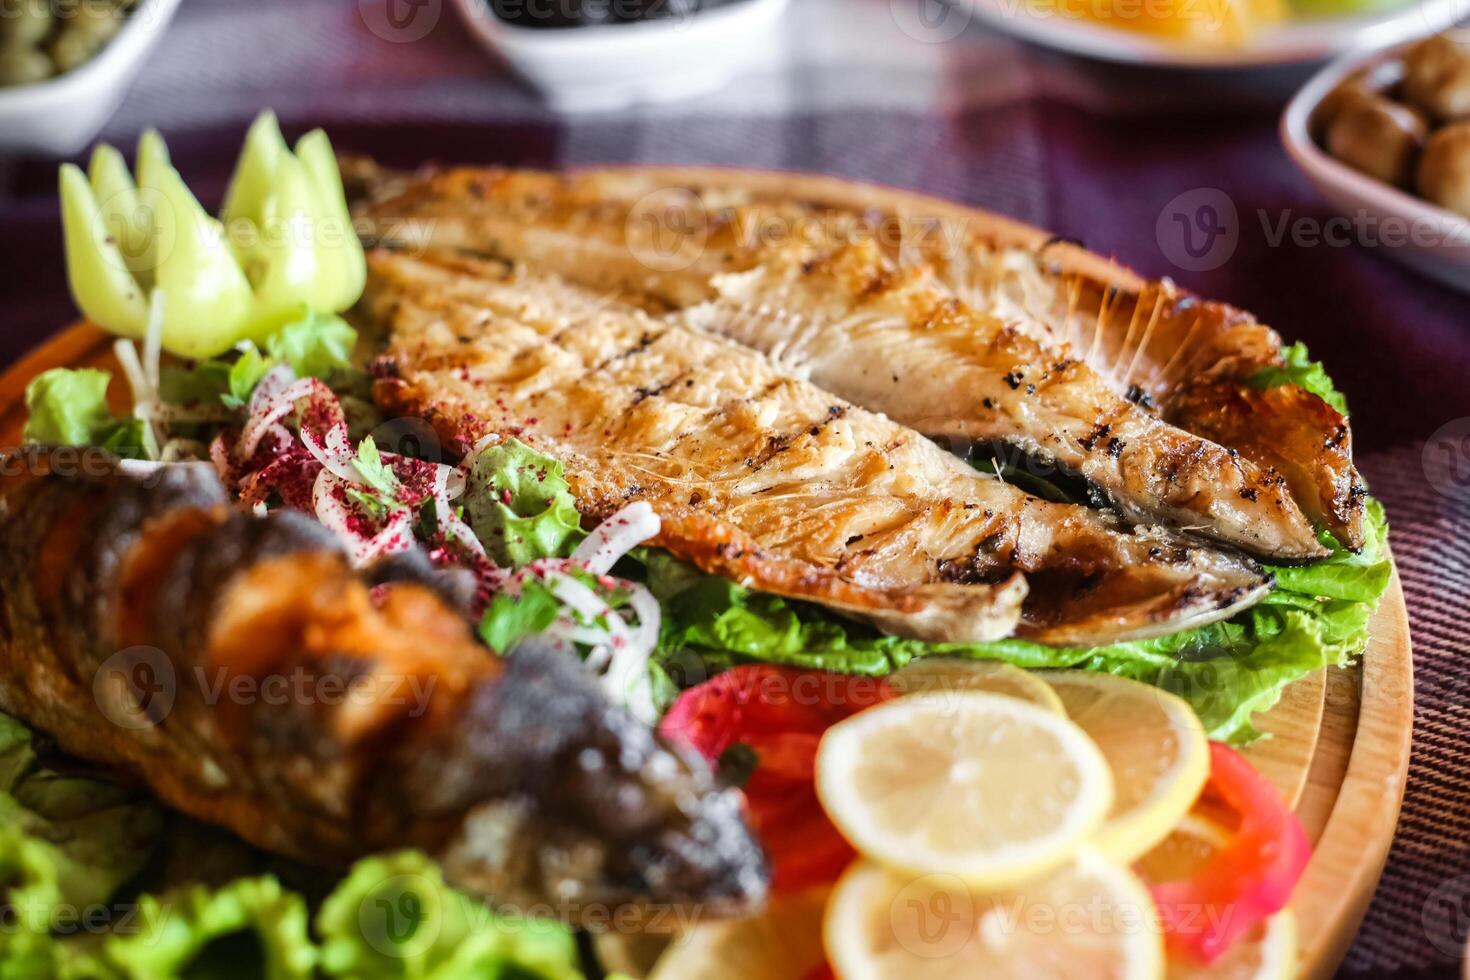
59, 111, 366, 360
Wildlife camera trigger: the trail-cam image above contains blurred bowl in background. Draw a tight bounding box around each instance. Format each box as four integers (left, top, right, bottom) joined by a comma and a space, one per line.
1283, 37, 1470, 295
0, 0, 183, 157
450, 0, 790, 112
952, 0, 1464, 69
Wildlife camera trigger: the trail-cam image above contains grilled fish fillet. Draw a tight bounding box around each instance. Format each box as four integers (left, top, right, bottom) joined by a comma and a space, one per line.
363, 250, 1272, 647
0, 447, 767, 916
911, 237, 1367, 551
354, 167, 1334, 561
693, 240, 1328, 563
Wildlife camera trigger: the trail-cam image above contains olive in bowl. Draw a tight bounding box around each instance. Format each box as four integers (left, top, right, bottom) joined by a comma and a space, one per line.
1325, 94, 1428, 188
1403, 30, 1470, 122
1417, 122, 1470, 216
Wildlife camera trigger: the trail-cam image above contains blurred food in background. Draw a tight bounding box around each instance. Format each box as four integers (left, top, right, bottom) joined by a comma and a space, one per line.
484, 0, 752, 28
0, 0, 137, 87
1046, 0, 1412, 47
1073, 0, 1287, 47
1316, 31, 1470, 217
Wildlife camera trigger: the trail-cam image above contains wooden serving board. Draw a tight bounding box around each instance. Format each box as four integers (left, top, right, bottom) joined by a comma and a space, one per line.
0, 169, 1414, 980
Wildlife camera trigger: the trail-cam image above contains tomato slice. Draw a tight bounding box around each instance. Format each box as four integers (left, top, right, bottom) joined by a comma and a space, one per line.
659, 664, 893, 894
1151, 741, 1311, 964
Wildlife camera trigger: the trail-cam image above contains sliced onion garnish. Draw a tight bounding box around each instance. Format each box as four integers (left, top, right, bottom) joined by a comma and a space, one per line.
312, 468, 415, 567
605, 582, 662, 723
209, 434, 232, 482
237, 373, 319, 460
301, 424, 360, 484
440, 464, 466, 502
571, 501, 660, 574
246, 363, 298, 417
465, 431, 502, 462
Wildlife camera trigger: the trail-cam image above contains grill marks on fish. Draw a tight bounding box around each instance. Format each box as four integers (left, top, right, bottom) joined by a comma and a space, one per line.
911, 239, 1367, 551
0, 448, 767, 917
693, 241, 1328, 563
354, 165, 1363, 554
363, 250, 1271, 646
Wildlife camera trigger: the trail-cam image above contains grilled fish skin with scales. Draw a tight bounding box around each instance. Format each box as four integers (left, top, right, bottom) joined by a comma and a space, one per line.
353, 166, 1332, 561
0, 447, 767, 917
362, 249, 1271, 647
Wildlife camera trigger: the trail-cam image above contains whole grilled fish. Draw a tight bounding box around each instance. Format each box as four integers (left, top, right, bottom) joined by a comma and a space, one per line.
0, 447, 767, 916
353, 167, 1338, 561
363, 249, 1271, 647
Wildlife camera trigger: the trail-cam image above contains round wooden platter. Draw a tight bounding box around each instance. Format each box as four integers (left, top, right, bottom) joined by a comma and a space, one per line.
0, 169, 1413, 979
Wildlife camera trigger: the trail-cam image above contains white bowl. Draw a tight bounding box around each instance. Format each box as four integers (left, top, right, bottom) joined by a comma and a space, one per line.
0, 0, 183, 157
1282, 37, 1470, 294
954, 0, 1464, 69
449, 0, 791, 112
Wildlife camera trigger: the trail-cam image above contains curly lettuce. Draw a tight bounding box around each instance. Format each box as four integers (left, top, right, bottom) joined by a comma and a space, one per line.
1247, 341, 1350, 415
463, 438, 586, 569
22, 368, 146, 457
0, 710, 584, 980
316, 852, 580, 980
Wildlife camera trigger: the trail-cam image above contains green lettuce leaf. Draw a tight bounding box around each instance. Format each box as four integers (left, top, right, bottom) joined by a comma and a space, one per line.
463, 439, 586, 568
479, 580, 563, 654
23, 368, 144, 457
0, 713, 165, 977
316, 851, 580, 980
1247, 341, 1350, 415
98, 876, 317, 980
158, 311, 352, 415
648, 498, 1392, 743
265, 310, 358, 381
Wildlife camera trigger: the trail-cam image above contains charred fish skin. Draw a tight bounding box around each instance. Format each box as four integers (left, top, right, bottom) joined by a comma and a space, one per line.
0, 447, 767, 918
354, 166, 1349, 559
362, 249, 1271, 647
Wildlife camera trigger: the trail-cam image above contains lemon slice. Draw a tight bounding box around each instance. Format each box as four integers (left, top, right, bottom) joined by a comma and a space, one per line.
891, 658, 1066, 714
825, 850, 1163, 980
1040, 671, 1210, 863
814, 692, 1113, 887
1135, 815, 1298, 980
647, 888, 828, 980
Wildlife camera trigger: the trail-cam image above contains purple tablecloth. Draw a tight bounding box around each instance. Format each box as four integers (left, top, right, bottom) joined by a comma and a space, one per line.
2, 1, 1468, 975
